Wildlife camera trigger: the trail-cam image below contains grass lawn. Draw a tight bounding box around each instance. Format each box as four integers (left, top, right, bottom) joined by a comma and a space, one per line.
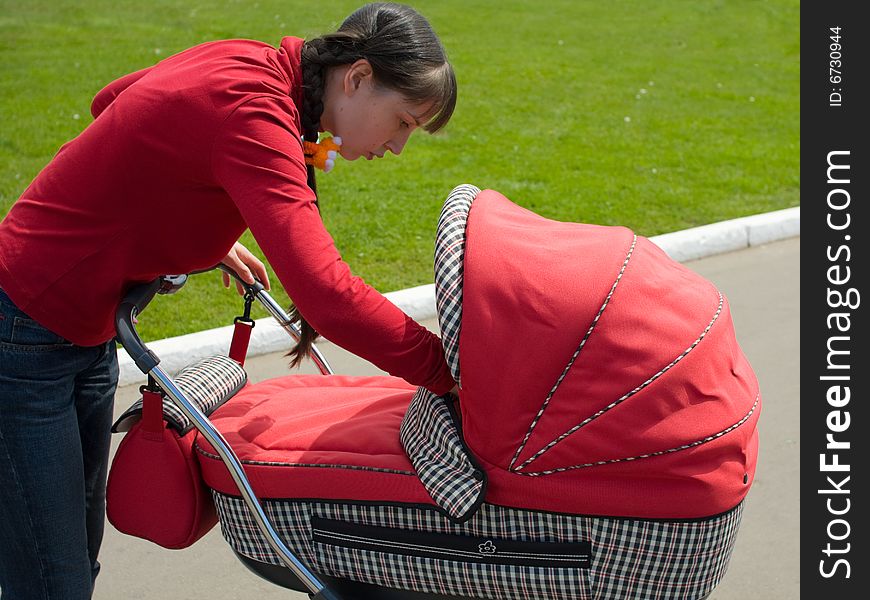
0, 0, 799, 342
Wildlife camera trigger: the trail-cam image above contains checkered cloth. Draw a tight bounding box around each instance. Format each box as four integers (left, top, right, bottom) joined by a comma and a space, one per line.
400, 387, 485, 522
434, 184, 480, 386
112, 354, 246, 434
213, 493, 743, 600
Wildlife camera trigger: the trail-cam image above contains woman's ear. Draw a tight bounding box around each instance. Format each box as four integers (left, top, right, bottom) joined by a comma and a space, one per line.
343, 59, 373, 95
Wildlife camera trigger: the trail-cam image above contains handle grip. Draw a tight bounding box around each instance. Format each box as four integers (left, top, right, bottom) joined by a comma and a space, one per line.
115, 278, 163, 373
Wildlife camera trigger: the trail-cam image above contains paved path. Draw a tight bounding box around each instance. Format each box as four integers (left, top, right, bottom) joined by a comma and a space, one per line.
96, 237, 799, 600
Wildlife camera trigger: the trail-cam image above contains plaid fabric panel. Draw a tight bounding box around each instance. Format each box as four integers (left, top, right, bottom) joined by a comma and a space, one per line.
112, 355, 246, 434
400, 387, 485, 522
212, 493, 743, 600
212, 491, 317, 566
589, 503, 744, 600
434, 184, 480, 386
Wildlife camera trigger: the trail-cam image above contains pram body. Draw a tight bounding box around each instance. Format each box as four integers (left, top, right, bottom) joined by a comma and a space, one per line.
109, 185, 759, 600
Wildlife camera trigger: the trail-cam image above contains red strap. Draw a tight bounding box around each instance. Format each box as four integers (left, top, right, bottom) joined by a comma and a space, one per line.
229, 320, 254, 366
141, 389, 164, 435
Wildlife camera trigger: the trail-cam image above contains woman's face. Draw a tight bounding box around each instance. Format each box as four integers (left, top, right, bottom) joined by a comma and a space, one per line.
320, 60, 433, 161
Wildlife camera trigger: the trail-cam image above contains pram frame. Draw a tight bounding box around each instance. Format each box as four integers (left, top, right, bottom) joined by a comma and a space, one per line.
115, 266, 342, 600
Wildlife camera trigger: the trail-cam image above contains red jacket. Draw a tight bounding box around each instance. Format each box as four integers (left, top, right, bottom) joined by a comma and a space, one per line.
0, 36, 455, 395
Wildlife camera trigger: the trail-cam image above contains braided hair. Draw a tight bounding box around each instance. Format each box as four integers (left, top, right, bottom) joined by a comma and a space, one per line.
285, 2, 457, 367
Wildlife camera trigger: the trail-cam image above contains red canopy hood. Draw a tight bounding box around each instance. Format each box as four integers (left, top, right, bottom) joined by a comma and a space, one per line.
436, 187, 760, 518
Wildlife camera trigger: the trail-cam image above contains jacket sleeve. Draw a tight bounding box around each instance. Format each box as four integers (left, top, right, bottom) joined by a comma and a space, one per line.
211, 95, 456, 395
91, 66, 155, 119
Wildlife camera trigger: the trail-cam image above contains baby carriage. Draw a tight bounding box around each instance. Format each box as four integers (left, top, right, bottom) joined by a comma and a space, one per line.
107, 184, 760, 600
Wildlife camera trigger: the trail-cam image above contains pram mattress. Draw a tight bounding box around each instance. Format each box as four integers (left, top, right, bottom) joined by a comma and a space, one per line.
195, 374, 433, 504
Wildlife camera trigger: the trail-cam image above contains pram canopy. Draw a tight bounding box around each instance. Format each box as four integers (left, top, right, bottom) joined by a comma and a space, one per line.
438, 186, 759, 518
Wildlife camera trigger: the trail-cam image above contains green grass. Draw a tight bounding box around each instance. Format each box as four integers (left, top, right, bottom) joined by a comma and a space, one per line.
0, 0, 799, 342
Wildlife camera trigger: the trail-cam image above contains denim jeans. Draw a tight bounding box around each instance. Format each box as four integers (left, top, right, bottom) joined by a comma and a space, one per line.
0, 288, 118, 600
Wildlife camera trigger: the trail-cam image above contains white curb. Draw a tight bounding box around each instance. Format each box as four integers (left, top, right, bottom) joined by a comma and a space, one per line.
650, 206, 800, 262
117, 206, 799, 386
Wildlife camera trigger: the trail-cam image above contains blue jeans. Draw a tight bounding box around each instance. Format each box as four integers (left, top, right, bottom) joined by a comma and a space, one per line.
0, 288, 118, 599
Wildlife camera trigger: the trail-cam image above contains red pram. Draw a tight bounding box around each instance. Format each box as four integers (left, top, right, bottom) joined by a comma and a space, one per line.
108, 185, 760, 599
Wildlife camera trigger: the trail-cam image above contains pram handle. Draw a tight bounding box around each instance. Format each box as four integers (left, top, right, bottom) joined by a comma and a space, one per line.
115, 278, 164, 373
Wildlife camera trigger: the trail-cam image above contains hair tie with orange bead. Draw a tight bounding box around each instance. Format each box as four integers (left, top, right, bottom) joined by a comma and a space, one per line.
303, 135, 342, 173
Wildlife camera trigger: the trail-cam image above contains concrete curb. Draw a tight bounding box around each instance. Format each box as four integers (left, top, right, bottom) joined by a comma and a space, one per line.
117, 206, 799, 386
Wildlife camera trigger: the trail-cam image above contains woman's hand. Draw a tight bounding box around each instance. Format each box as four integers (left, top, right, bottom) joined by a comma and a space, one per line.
220, 241, 271, 295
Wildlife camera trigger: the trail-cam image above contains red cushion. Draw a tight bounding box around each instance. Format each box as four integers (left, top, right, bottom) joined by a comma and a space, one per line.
196, 374, 435, 505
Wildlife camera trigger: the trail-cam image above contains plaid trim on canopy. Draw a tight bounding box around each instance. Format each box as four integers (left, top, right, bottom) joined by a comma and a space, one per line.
112, 354, 246, 434
212, 493, 742, 600
400, 387, 486, 522
434, 184, 480, 386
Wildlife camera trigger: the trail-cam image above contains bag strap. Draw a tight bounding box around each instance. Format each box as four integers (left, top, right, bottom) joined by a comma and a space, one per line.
229, 292, 256, 366
141, 377, 165, 437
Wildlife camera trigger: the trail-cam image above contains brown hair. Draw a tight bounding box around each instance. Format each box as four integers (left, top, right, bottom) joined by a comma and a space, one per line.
286, 2, 457, 367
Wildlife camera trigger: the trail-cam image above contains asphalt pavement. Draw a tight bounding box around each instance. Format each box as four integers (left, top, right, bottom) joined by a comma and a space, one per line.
95, 236, 800, 600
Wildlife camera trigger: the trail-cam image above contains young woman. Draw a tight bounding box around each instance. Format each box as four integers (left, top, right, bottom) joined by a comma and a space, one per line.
0, 3, 457, 598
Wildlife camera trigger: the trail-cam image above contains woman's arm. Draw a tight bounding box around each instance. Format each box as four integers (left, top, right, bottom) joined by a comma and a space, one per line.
211, 96, 455, 395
